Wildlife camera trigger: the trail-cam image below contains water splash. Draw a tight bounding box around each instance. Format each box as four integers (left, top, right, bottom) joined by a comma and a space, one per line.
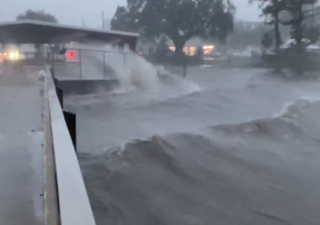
101, 45, 202, 98
102, 45, 160, 91
66, 42, 202, 101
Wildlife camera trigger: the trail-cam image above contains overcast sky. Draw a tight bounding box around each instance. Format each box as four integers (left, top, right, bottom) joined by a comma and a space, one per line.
0, 0, 262, 27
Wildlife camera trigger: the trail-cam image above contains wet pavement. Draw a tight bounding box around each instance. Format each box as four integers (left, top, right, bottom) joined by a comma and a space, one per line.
0, 72, 45, 225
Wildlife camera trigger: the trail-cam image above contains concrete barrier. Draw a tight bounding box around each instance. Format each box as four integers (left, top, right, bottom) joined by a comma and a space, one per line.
57, 79, 120, 95
46, 69, 96, 225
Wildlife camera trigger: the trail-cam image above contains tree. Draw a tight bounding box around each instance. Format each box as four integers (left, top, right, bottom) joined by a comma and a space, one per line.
282, 1, 317, 48
111, 6, 138, 33
281, 0, 318, 74
111, 0, 235, 56
252, 0, 319, 74
16, 10, 58, 57
200, 0, 235, 44
16, 10, 58, 23
250, 0, 288, 73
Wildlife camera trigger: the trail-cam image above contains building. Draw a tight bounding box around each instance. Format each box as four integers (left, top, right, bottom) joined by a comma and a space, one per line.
235, 20, 261, 31
166, 37, 215, 56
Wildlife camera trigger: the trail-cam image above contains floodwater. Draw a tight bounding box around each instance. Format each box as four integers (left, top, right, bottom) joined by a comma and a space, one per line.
65, 58, 320, 225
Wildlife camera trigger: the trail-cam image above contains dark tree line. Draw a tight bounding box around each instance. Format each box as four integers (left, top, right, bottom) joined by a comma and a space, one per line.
16, 10, 58, 23
111, 0, 235, 56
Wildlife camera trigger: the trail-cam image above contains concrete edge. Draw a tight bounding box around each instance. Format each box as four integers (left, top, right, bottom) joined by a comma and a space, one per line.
46, 68, 96, 225
44, 75, 60, 225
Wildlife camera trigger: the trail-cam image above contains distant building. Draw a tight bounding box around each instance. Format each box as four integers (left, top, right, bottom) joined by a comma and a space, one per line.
235, 20, 261, 31
135, 36, 216, 57
166, 37, 215, 56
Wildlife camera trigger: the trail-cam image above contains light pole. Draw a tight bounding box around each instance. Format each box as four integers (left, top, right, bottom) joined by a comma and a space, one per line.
102, 11, 105, 29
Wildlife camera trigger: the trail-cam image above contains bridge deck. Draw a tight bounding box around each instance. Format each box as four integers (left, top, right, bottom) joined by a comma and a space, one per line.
0, 72, 45, 225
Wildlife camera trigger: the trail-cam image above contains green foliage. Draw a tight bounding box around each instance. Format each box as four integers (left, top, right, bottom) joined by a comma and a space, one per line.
282, 1, 317, 39
111, 6, 138, 33
252, 1, 288, 47
252, 0, 319, 75
282, 0, 319, 74
16, 10, 58, 23
111, 0, 235, 54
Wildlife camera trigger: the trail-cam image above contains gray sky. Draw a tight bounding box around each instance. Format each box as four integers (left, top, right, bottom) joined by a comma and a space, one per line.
1, 0, 262, 27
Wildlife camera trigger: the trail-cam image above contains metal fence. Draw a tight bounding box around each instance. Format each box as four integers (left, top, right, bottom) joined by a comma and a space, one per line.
2, 48, 136, 80
50, 48, 137, 80
1, 48, 187, 79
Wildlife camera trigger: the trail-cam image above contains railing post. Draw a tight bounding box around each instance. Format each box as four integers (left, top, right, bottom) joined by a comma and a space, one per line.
79, 49, 82, 79
56, 86, 63, 107
46, 46, 49, 64
103, 51, 106, 78
63, 111, 77, 151
52, 78, 77, 151
50, 46, 56, 79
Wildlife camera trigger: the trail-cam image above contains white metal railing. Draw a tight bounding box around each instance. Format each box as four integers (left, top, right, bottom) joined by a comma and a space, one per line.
45, 67, 96, 225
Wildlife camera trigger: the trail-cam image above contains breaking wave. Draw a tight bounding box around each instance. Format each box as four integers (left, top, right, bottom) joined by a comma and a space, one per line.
102, 45, 201, 95
79, 97, 320, 225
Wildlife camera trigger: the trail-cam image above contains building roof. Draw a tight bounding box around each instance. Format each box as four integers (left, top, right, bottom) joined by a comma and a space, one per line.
0, 20, 139, 45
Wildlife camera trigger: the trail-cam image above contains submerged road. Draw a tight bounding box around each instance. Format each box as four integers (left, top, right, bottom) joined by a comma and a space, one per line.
68, 68, 320, 225
0, 71, 45, 225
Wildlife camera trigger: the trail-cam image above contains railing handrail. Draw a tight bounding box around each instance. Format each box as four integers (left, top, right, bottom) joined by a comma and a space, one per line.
19, 47, 135, 55
46, 67, 96, 225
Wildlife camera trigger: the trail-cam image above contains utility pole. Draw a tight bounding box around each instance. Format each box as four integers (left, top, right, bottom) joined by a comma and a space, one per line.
102, 11, 105, 29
